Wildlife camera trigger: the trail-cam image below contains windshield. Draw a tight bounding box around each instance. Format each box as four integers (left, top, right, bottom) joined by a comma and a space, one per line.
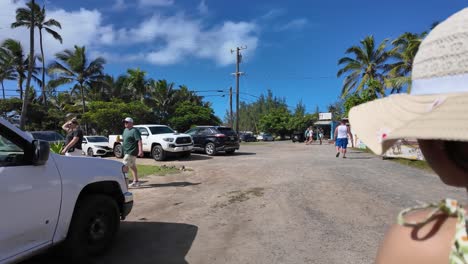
86, 136, 108, 143
0, 135, 23, 152
30, 131, 64, 142
148, 126, 174, 134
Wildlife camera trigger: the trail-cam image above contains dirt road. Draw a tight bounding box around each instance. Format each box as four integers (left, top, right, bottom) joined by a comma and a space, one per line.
30, 141, 466, 264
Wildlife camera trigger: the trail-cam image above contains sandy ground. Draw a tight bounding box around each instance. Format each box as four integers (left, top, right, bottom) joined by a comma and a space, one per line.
24, 141, 466, 264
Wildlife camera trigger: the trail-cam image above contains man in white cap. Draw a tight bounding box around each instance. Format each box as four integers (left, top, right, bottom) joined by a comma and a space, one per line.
122, 117, 143, 187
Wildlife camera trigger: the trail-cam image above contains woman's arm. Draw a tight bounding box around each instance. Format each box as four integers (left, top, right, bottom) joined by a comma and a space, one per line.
376, 208, 456, 264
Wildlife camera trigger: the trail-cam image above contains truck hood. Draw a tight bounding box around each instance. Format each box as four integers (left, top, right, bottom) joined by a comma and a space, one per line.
51, 154, 127, 191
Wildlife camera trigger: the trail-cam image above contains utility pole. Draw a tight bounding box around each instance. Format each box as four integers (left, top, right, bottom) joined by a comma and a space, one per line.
229, 86, 233, 127
231, 46, 246, 135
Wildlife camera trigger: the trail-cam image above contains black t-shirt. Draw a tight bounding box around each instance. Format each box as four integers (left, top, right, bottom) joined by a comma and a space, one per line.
65, 128, 84, 150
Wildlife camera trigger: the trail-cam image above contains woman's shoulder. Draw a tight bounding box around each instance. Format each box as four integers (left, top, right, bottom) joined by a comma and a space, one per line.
376, 207, 458, 264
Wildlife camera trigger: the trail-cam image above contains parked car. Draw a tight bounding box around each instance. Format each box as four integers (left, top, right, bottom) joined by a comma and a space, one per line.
0, 117, 133, 263
82, 136, 113, 156
108, 125, 193, 161
185, 126, 240, 155
257, 133, 274, 141
240, 133, 257, 142
29, 130, 65, 144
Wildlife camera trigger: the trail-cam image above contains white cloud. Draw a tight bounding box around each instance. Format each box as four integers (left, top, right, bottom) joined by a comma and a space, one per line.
102, 14, 258, 66
112, 0, 127, 11
276, 18, 308, 31
0, 0, 259, 66
197, 0, 208, 15
0, 0, 106, 62
138, 0, 174, 7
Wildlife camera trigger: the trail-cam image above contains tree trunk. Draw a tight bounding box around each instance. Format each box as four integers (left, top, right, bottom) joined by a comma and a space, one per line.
18, 77, 23, 100
1, 81, 5, 99
80, 82, 88, 135
39, 28, 46, 105
20, 0, 35, 130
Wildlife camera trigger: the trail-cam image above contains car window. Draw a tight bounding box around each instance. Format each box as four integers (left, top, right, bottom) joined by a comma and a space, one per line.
86, 136, 108, 143
148, 126, 174, 134
185, 128, 197, 136
0, 135, 25, 167
31, 132, 64, 142
198, 128, 212, 135
137, 127, 149, 135
217, 127, 236, 136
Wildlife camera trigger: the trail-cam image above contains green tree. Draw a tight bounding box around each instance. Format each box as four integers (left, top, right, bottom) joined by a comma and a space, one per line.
0, 48, 17, 99
386, 32, 424, 94
146, 79, 176, 123
168, 101, 221, 132
1, 39, 40, 100
259, 107, 291, 138
48, 45, 105, 118
342, 89, 377, 116
11, 1, 62, 104
337, 35, 390, 98
125, 68, 147, 101
82, 100, 153, 135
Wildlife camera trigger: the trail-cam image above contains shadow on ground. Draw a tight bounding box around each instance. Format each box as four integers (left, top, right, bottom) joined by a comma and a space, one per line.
21, 221, 198, 264
137, 181, 201, 189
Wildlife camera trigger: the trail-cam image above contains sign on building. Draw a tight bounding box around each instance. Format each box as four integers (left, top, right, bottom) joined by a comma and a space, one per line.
319, 112, 332, 120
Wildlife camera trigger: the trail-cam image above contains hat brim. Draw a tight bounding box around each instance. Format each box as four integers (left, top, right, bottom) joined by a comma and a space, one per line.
349, 92, 468, 155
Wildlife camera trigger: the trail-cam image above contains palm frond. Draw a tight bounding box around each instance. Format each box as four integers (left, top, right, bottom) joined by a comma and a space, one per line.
44, 27, 63, 43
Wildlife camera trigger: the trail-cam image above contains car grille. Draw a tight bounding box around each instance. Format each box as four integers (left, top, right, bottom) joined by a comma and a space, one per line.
176, 137, 192, 144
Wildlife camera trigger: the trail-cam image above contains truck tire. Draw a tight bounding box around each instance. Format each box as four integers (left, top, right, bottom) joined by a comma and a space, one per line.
205, 142, 217, 156
113, 144, 123, 158
152, 144, 166, 161
63, 194, 120, 259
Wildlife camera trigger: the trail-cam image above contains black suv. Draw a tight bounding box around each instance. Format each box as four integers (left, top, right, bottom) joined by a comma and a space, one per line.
185, 126, 240, 155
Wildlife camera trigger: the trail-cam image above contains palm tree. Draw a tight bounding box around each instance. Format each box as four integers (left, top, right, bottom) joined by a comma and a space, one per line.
147, 79, 176, 123
11, 1, 62, 105
125, 68, 147, 100
1, 39, 41, 100
337, 35, 390, 98
386, 32, 425, 94
48, 45, 105, 118
0, 48, 17, 99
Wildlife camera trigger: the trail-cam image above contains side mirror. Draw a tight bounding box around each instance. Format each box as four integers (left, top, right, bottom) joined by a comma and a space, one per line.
174, 130, 179, 134
32, 140, 50, 166
141, 131, 149, 136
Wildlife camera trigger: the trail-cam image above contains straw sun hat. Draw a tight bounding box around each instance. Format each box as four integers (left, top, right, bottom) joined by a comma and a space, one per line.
349, 8, 468, 155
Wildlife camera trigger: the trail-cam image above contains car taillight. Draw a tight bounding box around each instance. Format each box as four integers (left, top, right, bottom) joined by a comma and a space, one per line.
214, 134, 226, 138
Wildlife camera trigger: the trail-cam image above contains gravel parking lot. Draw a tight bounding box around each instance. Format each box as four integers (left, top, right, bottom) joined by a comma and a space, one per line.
27, 141, 466, 264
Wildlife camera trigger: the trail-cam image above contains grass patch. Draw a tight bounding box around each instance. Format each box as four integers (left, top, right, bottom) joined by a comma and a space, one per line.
388, 158, 432, 172
133, 164, 180, 178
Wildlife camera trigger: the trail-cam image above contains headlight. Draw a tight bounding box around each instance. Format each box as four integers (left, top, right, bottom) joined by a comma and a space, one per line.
163, 138, 174, 142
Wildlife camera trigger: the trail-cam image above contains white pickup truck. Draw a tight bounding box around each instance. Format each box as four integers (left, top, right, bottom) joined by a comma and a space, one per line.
0, 118, 133, 263
109, 124, 193, 161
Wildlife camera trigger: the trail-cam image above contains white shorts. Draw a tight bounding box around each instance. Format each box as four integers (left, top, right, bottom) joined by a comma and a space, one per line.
123, 154, 137, 167
65, 149, 83, 157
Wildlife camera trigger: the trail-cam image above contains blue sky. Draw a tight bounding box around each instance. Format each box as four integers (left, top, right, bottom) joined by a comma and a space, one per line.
1, 0, 466, 119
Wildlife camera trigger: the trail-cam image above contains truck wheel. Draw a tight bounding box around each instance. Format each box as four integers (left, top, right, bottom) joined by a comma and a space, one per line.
205, 142, 217, 156
87, 148, 94, 157
113, 144, 123, 158
152, 145, 166, 161
64, 195, 120, 259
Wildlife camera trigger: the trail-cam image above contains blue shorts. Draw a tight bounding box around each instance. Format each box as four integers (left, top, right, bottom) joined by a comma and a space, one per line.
335, 138, 348, 149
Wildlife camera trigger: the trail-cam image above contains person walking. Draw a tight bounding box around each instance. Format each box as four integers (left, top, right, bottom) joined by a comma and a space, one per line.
122, 117, 144, 187
61, 117, 84, 156
305, 126, 314, 145
318, 127, 324, 145
334, 119, 353, 158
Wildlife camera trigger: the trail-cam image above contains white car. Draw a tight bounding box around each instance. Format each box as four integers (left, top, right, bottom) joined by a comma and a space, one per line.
108, 124, 193, 161
257, 133, 275, 141
82, 136, 113, 156
0, 117, 133, 263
